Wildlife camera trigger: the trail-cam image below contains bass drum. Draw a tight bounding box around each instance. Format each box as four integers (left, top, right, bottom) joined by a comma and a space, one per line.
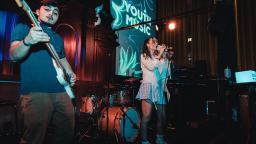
98, 106, 140, 142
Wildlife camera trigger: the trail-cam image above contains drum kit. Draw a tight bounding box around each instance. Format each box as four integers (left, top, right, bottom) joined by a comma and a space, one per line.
78, 77, 141, 143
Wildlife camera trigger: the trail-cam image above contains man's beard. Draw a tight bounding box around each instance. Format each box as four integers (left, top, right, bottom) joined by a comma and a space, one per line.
41, 20, 54, 27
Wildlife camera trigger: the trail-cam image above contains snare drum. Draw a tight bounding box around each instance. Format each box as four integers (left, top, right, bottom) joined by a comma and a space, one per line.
98, 106, 140, 142
116, 90, 130, 105
81, 95, 102, 115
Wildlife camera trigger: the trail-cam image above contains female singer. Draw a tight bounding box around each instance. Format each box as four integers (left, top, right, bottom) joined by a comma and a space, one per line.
136, 37, 167, 144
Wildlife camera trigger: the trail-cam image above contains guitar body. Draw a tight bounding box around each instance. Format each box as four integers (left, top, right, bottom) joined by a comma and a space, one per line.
15, 0, 75, 99
52, 59, 75, 99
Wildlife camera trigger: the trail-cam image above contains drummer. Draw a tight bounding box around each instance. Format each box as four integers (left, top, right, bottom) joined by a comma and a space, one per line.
136, 37, 167, 144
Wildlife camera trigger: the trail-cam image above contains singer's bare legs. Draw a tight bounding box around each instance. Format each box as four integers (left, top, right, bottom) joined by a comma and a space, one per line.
141, 99, 153, 142
156, 104, 166, 135
141, 100, 166, 142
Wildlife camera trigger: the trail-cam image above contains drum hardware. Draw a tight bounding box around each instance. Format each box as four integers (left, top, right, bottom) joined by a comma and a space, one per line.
124, 81, 136, 108
120, 106, 139, 143
113, 128, 120, 144
77, 122, 104, 140
104, 83, 122, 89
78, 54, 113, 143
123, 77, 140, 108
78, 126, 92, 142
78, 95, 103, 142
131, 84, 135, 108
123, 77, 141, 82
122, 108, 126, 143
78, 112, 103, 142
106, 53, 111, 144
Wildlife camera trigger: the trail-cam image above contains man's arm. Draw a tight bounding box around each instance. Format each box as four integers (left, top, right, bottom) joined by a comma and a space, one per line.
9, 26, 50, 62
9, 41, 31, 62
61, 58, 76, 86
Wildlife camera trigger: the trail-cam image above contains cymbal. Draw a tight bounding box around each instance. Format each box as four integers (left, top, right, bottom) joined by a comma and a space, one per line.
123, 77, 141, 82
104, 84, 122, 89
109, 83, 122, 86
104, 86, 119, 89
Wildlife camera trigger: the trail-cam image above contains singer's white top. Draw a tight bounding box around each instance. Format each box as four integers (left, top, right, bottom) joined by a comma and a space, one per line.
140, 53, 162, 84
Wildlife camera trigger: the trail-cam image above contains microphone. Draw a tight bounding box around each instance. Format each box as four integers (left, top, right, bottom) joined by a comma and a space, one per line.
156, 45, 162, 51
156, 45, 167, 59
157, 45, 167, 51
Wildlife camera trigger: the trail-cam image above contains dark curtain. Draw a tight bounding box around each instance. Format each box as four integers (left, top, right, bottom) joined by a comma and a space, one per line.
157, 0, 188, 67
0, 11, 21, 76
191, 0, 218, 76
0, 10, 8, 75
235, 0, 256, 71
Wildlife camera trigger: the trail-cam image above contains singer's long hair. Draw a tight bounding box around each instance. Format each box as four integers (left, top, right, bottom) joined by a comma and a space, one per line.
141, 37, 157, 59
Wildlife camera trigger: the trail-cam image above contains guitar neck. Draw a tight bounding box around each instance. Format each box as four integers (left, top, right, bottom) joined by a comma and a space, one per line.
46, 43, 66, 73
22, 2, 40, 27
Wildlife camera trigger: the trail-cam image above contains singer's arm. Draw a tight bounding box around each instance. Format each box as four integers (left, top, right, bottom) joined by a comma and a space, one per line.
141, 54, 160, 71
157, 44, 166, 58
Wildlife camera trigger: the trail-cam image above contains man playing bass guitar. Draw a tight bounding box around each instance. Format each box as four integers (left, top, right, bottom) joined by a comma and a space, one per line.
9, 0, 76, 143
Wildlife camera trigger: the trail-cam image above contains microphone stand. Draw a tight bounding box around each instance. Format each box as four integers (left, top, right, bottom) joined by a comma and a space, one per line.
119, 108, 138, 143
106, 53, 110, 144
123, 110, 126, 143
131, 83, 135, 108
120, 108, 138, 127
216, 54, 220, 120
127, 80, 135, 108
178, 70, 181, 134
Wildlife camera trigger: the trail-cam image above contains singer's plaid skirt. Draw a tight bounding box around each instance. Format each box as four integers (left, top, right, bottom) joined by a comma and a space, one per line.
136, 82, 166, 105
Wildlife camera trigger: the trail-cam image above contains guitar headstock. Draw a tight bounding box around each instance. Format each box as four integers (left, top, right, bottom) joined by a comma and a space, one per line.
15, 0, 23, 7
14, 0, 39, 27
15, 0, 29, 11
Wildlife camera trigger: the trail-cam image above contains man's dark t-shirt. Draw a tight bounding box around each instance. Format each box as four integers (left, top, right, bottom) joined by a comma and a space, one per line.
170, 62, 178, 80
10, 23, 66, 96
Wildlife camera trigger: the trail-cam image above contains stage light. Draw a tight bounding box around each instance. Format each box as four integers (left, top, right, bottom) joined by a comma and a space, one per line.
155, 23, 166, 32
168, 19, 176, 30
169, 23, 175, 30
156, 25, 159, 31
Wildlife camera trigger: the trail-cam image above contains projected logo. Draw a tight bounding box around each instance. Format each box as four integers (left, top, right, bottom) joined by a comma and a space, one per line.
112, 0, 152, 35
110, 0, 156, 76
